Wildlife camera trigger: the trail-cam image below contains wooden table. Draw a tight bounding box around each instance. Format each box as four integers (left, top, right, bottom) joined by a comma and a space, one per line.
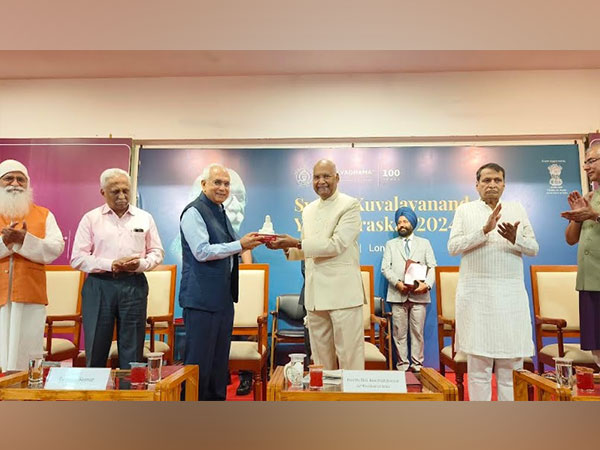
267, 366, 458, 401
0, 365, 198, 401
513, 369, 600, 401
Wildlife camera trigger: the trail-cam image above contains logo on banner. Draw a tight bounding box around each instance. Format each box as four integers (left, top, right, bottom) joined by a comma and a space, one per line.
548, 164, 563, 187
542, 160, 568, 195
295, 168, 312, 186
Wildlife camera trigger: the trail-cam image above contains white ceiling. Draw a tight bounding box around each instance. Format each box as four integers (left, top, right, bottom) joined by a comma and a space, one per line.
2, 51, 600, 80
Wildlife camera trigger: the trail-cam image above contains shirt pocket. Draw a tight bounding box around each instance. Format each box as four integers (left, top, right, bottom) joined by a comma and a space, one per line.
129, 229, 147, 256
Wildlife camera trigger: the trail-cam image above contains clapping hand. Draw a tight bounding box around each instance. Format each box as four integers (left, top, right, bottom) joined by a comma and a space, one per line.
497, 221, 520, 245
1, 221, 27, 246
483, 204, 502, 234
561, 191, 598, 223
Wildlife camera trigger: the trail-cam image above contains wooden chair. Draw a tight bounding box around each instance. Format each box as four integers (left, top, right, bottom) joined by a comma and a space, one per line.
437, 266, 536, 400
361, 265, 392, 370
108, 265, 177, 367
435, 266, 467, 400
269, 293, 305, 376
144, 265, 176, 364
530, 265, 597, 373
229, 263, 269, 401
44, 266, 84, 364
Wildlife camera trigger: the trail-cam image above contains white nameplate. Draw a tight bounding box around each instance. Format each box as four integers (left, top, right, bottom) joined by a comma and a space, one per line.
44, 368, 111, 390
343, 370, 407, 393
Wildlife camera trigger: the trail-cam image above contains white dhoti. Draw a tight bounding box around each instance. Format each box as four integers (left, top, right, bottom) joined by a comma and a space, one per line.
0, 300, 46, 371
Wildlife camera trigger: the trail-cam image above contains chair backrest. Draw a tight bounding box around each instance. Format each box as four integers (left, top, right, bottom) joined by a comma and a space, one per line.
435, 266, 460, 324
373, 296, 384, 317
145, 265, 176, 318
234, 263, 269, 331
361, 265, 375, 335
530, 265, 579, 332
277, 294, 304, 322
45, 266, 84, 327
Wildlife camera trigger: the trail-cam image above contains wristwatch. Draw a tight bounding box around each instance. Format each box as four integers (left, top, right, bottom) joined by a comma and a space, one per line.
296, 240, 302, 249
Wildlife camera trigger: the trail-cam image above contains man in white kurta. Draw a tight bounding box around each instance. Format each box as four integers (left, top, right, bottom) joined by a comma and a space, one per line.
448, 163, 538, 401
268, 159, 365, 370
0, 160, 65, 371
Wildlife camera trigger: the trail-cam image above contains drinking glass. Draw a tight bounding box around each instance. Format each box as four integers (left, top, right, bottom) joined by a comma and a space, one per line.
553, 357, 574, 388
130, 362, 148, 386
147, 352, 163, 384
28, 354, 44, 388
308, 364, 323, 390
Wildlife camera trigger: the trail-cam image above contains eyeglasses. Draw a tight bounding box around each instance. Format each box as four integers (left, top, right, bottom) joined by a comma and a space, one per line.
584, 157, 600, 166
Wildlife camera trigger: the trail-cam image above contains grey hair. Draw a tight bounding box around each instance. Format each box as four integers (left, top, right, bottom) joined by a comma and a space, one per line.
100, 168, 130, 188
200, 163, 227, 182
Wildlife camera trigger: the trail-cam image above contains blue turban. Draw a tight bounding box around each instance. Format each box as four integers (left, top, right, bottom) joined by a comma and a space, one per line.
394, 207, 417, 229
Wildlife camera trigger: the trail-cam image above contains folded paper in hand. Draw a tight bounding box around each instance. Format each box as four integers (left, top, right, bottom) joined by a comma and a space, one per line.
404, 259, 428, 287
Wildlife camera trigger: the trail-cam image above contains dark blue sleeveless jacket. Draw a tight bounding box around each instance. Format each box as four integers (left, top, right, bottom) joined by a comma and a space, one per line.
179, 193, 239, 311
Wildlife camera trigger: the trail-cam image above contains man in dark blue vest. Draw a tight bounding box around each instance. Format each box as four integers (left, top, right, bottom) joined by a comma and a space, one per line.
179, 163, 263, 400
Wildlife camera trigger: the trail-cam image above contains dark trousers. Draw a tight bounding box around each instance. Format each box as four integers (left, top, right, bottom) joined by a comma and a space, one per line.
184, 302, 234, 401
81, 273, 148, 369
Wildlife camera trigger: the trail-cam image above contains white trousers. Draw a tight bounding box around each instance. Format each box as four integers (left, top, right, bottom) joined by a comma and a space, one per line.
0, 300, 46, 371
391, 302, 426, 371
307, 305, 365, 370
467, 354, 523, 401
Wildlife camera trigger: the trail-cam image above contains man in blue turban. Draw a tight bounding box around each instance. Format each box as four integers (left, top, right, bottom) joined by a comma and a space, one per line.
382, 206, 436, 372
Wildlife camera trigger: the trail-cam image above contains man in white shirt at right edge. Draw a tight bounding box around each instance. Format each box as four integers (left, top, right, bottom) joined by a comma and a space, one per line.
447, 162, 539, 401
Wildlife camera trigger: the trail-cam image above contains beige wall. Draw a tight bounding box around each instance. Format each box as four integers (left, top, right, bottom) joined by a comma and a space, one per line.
1, 69, 600, 141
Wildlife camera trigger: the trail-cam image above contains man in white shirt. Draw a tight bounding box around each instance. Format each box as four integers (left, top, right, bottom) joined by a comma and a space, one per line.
448, 162, 538, 401
382, 207, 436, 372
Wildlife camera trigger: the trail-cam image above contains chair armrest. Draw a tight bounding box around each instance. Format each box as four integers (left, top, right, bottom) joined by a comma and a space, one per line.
257, 314, 268, 353
146, 315, 173, 325
535, 316, 567, 329
437, 315, 455, 328
535, 316, 568, 356
257, 314, 268, 325
45, 315, 82, 353
46, 314, 82, 324
147, 315, 173, 352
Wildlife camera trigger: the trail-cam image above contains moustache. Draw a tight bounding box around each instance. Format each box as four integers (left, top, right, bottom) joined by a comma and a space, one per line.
5, 186, 25, 194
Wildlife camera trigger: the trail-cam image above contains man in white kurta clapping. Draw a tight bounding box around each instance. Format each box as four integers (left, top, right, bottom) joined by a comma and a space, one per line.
0, 160, 65, 371
448, 162, 538, 401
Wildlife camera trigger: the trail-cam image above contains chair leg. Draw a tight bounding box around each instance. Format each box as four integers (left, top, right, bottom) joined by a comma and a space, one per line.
262, 364, 268, 401
439, 361, 445, 376
456, 372, 465, 401
253, 371, 261, 401
269, 338, 276, 377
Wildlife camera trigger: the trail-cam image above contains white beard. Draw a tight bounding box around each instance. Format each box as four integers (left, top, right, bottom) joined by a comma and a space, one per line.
0, 186, 33, 220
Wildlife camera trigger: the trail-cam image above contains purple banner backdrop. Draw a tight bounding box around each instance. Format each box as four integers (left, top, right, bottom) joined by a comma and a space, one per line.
0, 138, 131, 264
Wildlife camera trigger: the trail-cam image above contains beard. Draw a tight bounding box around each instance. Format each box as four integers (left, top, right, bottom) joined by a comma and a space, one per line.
397, 225, 413, 237
0, 186, 33, 220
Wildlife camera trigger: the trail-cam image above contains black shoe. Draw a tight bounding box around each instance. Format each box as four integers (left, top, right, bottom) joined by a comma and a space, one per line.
236, 377, 253, 396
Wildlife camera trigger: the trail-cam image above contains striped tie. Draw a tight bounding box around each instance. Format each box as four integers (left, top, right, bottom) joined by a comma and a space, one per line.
404, 238, 410, 256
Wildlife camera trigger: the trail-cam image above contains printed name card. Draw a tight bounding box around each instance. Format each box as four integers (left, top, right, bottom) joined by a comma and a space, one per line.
44, 368, 111, 390
342, 370, 407, 393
